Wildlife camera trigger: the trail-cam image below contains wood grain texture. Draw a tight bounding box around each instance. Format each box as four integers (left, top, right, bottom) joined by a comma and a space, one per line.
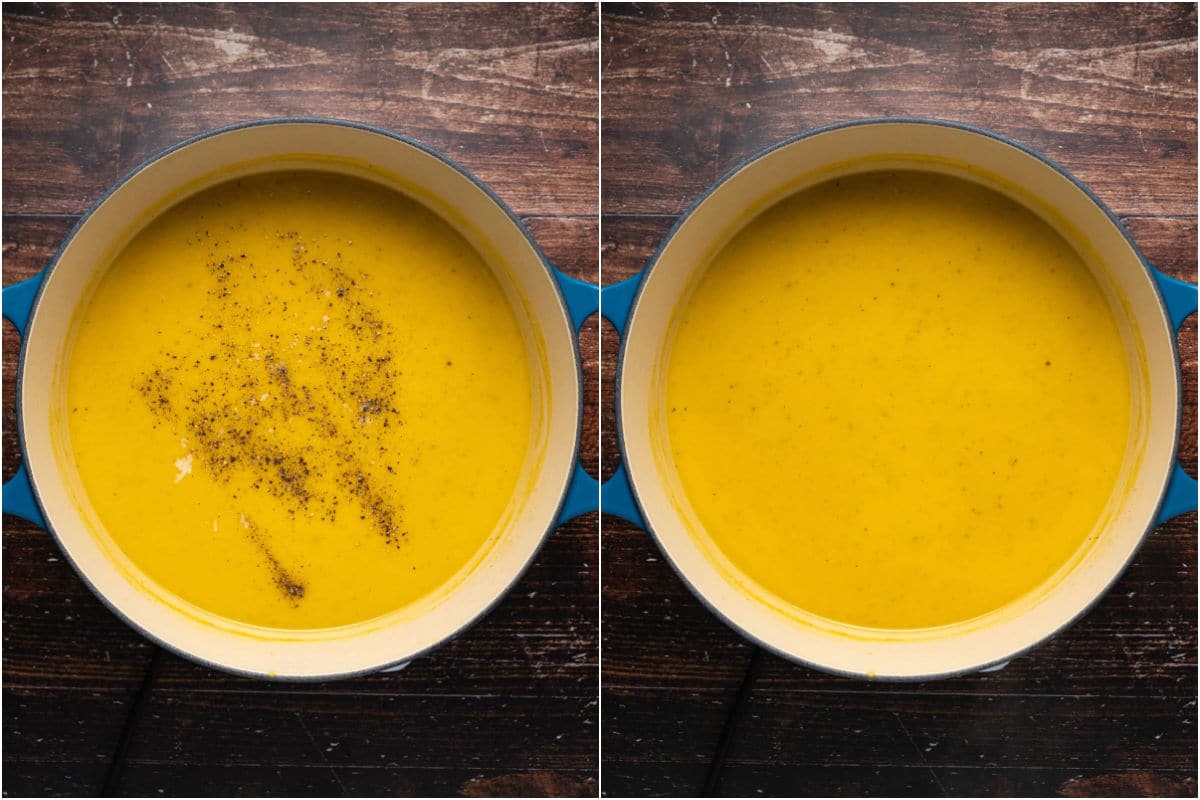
716, 766, 1197, 799
117, 765, 597, 798
3, 4, 598, 797
601, 3, 1197, 217
600, 4, 1196, 797
3, 3, 597, 218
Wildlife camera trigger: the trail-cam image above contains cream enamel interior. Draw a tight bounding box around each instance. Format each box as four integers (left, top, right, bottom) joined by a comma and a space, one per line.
19, 122, 581, 678
618, 122, 1180, 678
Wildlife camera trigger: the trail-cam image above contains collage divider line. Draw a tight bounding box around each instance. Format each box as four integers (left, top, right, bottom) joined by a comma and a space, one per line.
596, 3, 604, 794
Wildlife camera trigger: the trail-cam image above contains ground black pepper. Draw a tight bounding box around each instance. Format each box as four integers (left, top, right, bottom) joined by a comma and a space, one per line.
136, 223, 408, 602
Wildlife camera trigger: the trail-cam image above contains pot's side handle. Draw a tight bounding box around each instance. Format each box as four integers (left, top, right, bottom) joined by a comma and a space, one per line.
3, 271, 48, 528
558, 463, 599, 525
4, 271, 45, 333
600, 463, 642, 527
552, 267, 600, 330
551, 267, 601, 526
3, 462, 45, 528
1151, 267, 1197, 526
548, 267, 647, 527
1154, 267, 1198, 332
598, 272, 646, 528
1158, 463, 1198, 526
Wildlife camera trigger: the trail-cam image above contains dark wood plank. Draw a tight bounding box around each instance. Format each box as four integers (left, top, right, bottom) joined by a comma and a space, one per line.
2, 687, 139, 766
718, 766, 1197, 799
597, 763, 709, 798
602, 526, 752, 690
114, 690, 594, 768
5, 698, 600, 796
601, 3, 1196, 217
722, 689, 1196, 771
2, 3, 598, 218
0, 763, 113, 799
712, 765, 945, 798
600, 520, 752, 796
115, 765, 597, 798
602, 687, 736, 778
3, 520, 156, 689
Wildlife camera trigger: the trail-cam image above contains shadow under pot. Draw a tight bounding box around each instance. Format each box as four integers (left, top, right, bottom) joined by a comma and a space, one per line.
606, 118, 1197, 680
4, 118, 602, 680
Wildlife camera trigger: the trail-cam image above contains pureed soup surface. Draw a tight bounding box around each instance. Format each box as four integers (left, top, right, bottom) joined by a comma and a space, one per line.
67, 170, 537, 630
663, 170, 1132, 629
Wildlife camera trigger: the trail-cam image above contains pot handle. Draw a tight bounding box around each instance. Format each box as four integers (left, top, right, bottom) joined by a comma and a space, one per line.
1151, 266, 1197, 525
549, 267, 645, 527
3, 271, 48, 528
596, 272, 646, 528
550, 266, 601, 525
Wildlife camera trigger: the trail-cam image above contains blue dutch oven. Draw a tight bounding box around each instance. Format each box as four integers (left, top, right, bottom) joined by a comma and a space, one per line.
602, 118, 1197, 679
4, 118, 603, 679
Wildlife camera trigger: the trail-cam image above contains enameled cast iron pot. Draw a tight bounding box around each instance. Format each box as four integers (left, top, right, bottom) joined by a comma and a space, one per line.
601, 118, 1197, 680
3, 118, 603, 680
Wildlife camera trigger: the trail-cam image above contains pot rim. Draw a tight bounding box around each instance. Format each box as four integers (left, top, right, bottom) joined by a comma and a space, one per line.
13, 116, 585, 681
613, 115, 1185, 681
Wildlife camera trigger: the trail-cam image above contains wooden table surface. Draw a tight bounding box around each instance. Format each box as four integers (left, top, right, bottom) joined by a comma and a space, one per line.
3, 4, 598, 797
4, 3, 1197, 799
600, 3, 1197, 798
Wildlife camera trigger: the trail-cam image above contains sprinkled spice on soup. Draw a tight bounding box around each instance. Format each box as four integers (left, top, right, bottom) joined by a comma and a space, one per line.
67, 170, 537, 629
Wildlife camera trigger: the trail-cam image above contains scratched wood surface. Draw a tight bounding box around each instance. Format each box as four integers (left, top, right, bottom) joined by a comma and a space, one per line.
2, 4, 598, 797
600, 3, 1197, 797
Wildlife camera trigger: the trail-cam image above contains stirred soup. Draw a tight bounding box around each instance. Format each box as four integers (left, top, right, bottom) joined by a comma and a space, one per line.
662, 170, 1133, 629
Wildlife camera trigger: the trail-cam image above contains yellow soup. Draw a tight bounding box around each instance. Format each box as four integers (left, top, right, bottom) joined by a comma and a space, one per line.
663, 170, 1133, 629
66, 170, 538, 630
